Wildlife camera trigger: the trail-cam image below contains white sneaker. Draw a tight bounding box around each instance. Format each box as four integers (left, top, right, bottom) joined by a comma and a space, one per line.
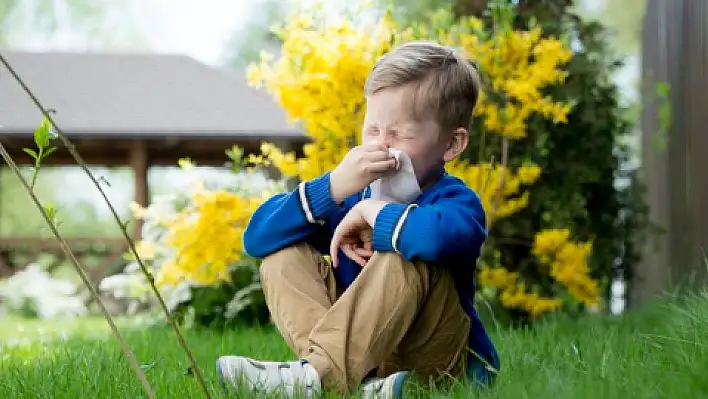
359, 371, 410, 399
216, 356, 322, 398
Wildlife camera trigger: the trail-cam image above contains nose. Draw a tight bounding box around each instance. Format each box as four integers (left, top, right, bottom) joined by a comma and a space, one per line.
374, 123, 392, 148
379, 133, 393, 148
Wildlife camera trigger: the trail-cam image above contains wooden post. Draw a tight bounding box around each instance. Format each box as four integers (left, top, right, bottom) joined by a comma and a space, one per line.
635, 0, 708, 306
130, 140, 149, 240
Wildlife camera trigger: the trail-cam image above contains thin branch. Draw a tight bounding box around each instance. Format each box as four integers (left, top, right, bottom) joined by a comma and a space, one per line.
476, 129, 487, 192
0, 143, 156, 399
0, 53, 212, 398
488, 137, 509, 229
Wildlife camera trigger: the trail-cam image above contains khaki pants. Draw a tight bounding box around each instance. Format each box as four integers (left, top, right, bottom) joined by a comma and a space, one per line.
259, 242, 471, 393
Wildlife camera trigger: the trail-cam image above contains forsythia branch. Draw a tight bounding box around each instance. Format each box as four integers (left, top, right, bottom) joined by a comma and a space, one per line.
0, 142, 156, 399
488, 137, 510, 228
0, 53, 212, 399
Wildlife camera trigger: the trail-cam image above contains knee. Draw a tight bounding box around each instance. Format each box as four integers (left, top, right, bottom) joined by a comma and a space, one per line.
367, 251, 428, 291
260, 242, 317, 282
260, 245, 298, 280
369, 251, 406, 267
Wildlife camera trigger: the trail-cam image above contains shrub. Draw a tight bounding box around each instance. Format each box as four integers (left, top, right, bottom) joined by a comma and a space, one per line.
0, 264, 88, 319
100, 161, 284, 327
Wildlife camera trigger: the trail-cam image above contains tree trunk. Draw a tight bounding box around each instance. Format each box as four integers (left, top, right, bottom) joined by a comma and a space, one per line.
453, 0, 488, 18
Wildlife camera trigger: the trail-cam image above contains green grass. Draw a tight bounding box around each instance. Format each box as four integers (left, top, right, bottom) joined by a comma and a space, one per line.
2, 293, 708, 398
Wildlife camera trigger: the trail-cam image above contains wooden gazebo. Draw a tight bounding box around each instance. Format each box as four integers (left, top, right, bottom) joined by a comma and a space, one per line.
0, 50, 306, 280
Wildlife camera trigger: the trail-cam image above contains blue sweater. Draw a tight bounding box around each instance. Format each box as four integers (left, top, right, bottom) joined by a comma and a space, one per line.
243, 171, 500, 384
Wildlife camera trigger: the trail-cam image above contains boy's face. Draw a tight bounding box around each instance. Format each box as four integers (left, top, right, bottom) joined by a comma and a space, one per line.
362, 83, 465, 187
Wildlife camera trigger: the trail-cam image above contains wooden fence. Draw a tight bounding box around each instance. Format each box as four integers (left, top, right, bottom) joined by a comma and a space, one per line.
635, 0, 708, 305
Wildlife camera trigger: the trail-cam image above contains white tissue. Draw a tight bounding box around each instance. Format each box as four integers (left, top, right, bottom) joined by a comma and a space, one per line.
369, 148, 422, 204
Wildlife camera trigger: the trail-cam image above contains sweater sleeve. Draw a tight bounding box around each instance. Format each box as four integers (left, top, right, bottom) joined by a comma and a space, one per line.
243, 172, 341, 258
371, 185, 487, 263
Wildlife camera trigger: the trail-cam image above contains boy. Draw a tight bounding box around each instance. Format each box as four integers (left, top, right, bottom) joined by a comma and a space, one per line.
216, 41, 500, 398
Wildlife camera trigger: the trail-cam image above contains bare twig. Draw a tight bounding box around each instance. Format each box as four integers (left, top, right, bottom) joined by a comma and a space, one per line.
0, 143, 156, 399
0, 52, 211, 398
476, 130, 487, 192
488, 137, 509, 228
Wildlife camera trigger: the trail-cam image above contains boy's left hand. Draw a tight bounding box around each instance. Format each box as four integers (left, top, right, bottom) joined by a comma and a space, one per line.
330, 200, 388, 268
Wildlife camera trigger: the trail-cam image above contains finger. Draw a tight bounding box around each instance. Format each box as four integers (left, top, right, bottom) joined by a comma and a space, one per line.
363, 240, 373, 252
360, 228, 373, 242
342, 244, 367, 267
362, 141, 389, 153
363, 149, 394, 163
330, 235, 341, 268
354, 247, 373, 258
365, 158, 398, 173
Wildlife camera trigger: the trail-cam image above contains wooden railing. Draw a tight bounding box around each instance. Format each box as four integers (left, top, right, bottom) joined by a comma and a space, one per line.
0, 237, 129, 285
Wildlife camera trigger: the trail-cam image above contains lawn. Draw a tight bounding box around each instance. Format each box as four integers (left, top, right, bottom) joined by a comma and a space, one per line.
2, 293, 708, 398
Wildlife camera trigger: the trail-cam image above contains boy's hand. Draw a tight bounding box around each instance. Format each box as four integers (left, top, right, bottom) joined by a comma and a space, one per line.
330, 200, 388, 267
330, 143, 397, 204
330, 206, 371, 268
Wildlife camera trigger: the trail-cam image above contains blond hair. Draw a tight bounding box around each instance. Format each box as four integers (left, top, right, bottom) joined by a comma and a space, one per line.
364, 41, 481, 131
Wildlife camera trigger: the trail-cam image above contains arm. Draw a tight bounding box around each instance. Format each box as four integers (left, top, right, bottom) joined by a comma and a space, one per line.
243, 172, 342, 258
368, 185, 487, 263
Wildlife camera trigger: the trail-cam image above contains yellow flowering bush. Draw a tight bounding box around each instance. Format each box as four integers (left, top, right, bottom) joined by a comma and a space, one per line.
100, 162, 285, 326
156, 188, 262, 286
478, 229, 599, 317
532, 229, 599, 307
245, 7, 600, 318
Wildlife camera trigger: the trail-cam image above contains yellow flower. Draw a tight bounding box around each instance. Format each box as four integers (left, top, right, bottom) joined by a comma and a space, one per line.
517, 165, 542, 184
136, 241, 156, 261
478, 266, 518, 289
532, 229, 571, 258
177, 158, 195, 171
149, 186, 265, 288
532, 231, 600, 307
129, 201, 145, 219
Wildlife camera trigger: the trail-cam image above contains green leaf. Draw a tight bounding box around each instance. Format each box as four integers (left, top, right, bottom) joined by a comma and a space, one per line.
22, 148, 38, 159
44, 204, 56, 220
33, 118, 52, 149
33, 125, 47, 149
40, 146, 57, 161
656, 81, 671, 98
140, 362, 157, 372
226, 145, 244, 163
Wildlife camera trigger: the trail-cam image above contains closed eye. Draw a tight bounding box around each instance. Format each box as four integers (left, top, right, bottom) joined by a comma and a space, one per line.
394, 132, 417, 140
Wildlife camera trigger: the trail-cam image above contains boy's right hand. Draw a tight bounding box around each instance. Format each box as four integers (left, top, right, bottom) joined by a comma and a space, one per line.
330, 142, 397, 204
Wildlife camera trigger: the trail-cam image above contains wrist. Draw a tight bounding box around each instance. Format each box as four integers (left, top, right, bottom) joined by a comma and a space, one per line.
303, 173, 341, 221
329, 171, 347, 204
356, 199, 389, 227
371, 203, 411, 253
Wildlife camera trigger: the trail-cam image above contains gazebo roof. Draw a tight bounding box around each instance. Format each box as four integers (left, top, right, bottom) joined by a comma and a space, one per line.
0, 50, 303, 140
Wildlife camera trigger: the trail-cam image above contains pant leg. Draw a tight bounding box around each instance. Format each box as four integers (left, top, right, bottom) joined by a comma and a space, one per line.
304, 251, 468, 393
376, 263, 470, 386
259, 242, 339, 358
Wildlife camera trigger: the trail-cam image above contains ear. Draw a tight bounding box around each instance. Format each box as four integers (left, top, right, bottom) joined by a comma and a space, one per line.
442, 127, 469, 162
